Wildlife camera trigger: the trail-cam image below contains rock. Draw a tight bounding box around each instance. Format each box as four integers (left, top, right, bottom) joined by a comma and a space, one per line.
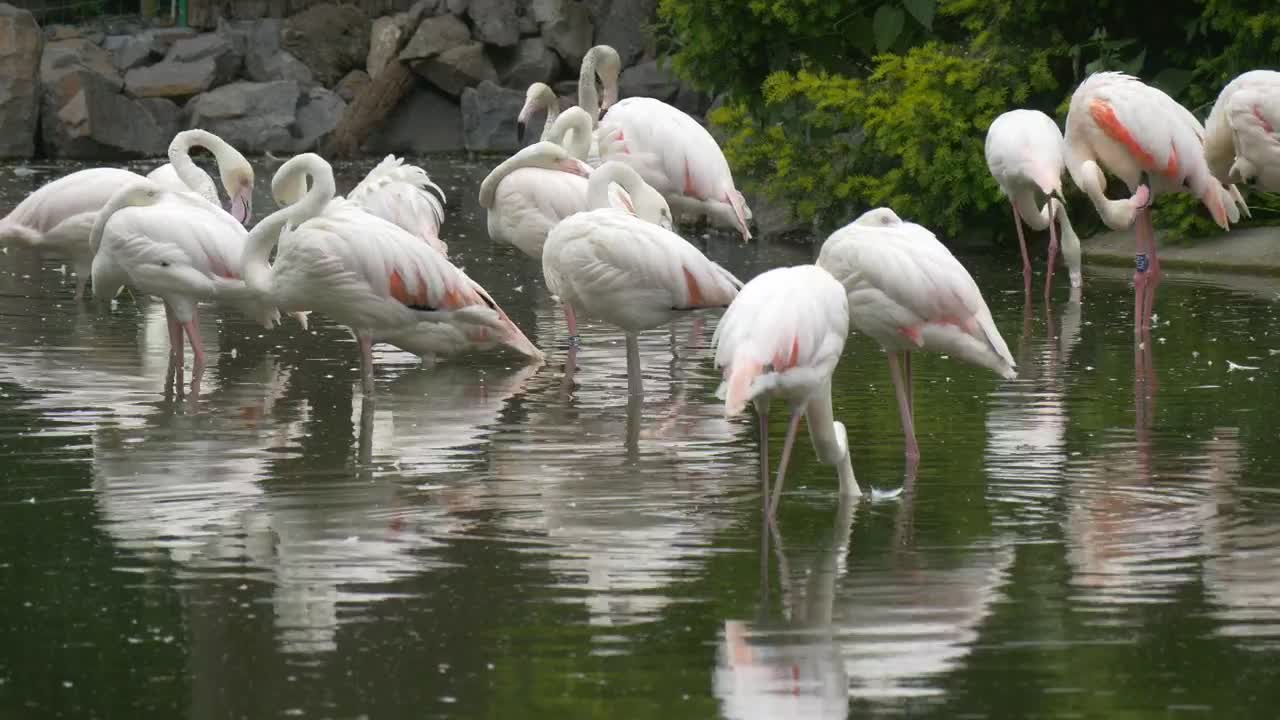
44, 24, 83, 42
186, 80, 301, 153
367, 81, 464, 153
335, 69, 371, 101
673, 84, 711, 117
538, 0, 593, 68
149, 27, 199, 49
467, 0, 519, 47
416, 42, 496, 96
516, 4, 538, 35
499, 37, 560, 88
445, 0, 470, 14
588, 0, 656, 68
106, 34, 161, 71
166, 33, 241, 85
281, 3, 371, 87
618, 58, 678, 102
293, 86, 346, 151
125, 59, 218, 99
237, 20, 313, 85
461, 79, 523, 152
744, 190, 805, 241
42, 38, 121, 91
43, 73, 167, 158
399, 14, 471, 65
0, 4, 42, 158
367, 16, 405, 79
138, 97, 181, 141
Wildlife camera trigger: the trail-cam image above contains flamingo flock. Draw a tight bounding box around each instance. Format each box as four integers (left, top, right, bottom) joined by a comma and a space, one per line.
1, 47, 1274, 520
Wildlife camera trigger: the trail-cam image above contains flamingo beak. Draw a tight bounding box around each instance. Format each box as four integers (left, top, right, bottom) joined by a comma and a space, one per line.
516, 120, 526, 143
230, 187, 253, 225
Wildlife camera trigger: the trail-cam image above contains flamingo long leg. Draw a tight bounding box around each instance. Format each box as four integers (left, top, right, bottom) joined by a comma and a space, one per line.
888, 353, 920, 461
625, 332, 642, 396
1011, 202, 1032, 296
564, 304, 579, 345
767, 408, 805, 518
755, 400, 770, 506
181, 314, 206, 369
163, 302, 182, 365
1142, 206, 1161, 329
905, 352, 914, 421
357, 331, 375, 395
1044, 207, 1059, 301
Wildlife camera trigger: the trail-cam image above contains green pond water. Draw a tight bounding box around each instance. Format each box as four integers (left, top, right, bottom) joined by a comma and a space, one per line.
2, 156, 1280, 719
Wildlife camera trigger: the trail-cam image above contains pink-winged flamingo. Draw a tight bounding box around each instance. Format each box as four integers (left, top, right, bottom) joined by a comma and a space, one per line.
713, 264, 859, 518
816, 207, 1017, 464
1064, 71, 1246, 334
479, 140, 596, 260
89, 179, 274, 378
576, 45, 753, 240
542, 160, 740, 395
985, 109, 1083, 298
347, 155, 450, 255
146, 129, 255, 224
1204, 69, 1280, 191
245, 153, 544, 395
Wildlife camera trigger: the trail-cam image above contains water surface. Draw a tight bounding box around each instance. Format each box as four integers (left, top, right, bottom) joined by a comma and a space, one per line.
2, 156, 1280, 719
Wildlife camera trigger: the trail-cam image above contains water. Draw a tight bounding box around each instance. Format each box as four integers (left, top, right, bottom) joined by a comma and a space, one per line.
3, 156, 1280, 719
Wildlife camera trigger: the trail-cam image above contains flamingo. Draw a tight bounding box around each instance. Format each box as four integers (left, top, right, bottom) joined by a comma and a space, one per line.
713, 264, 859, 517
576, 45, 753, 240
89, 179, 272, 374
1063, 71, 1246, 333
984, 109, 1083, 297
146, 129, 255, 224
816, 207, 1016, 463
478, 140, 596, 260
347, 155, 450, 255
543, 161, 739, 395
244, 153, 544, 395
1204, 69, 1280, 191
516, 82, 563, 144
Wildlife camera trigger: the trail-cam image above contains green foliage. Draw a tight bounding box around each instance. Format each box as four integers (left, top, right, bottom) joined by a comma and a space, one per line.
659, 0, 1280, 245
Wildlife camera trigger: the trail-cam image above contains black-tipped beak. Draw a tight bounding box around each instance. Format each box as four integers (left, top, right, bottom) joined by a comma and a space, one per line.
516, 121, 526, 143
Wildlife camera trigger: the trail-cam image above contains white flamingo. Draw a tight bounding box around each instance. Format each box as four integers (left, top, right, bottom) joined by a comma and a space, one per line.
578, 45, 753, 240
1204, 69, 1280, 191
89, 179, 271, 371
479, 140, 595, 260
984, 109, 1083, 296
817, 207, 1016, 463
146, 129, 256, 224
714, 265, 859, 517
516, 82, 565, 144
347, 155, 450, 255
243, 153, 544, 394
543, 161, 739, 395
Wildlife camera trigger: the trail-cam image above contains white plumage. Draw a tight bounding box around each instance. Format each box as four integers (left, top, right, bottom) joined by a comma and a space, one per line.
817, 207, 1015, 461
347, 154, 449, 255
712, 264, 859, 513
480, 142, 593, 259
1204, 69, 1280, 191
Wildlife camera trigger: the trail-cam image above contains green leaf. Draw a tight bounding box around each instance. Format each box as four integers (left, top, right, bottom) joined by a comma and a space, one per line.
872, 5, 905, 52
1152, 67, 1194, 99
902, 0, 934, 30
1122, 48, 1146, 76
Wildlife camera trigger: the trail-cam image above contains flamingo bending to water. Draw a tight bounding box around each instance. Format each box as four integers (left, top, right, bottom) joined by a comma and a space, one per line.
714, 265, 859, 517
347, 155, 450, 255
543, 161, 739, 395
1064, 72, 1246, 333
246, 153, 543, 394
1204, 69, 1280, 191
479, 140, 596, 260
985, 109, 1083, 297
147, 129, 255, 224
817, 208, 1016, 463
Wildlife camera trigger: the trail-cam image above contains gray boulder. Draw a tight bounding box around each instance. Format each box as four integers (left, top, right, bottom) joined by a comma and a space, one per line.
335, 69, 371, 101
138, 97, 181, 141
43, 73, 167, 158
227, 19, 313, 85
106, 34, 161, 71
537, 0, 593, 68
499, 37, 560, 88
588, 0, 656, 68
467, 0, 519, 47
149, 27, 199, 49
461, 79, 523, 152
125, 59, 219, 99
186, 80, 301, 153
281, 3, 370, 87
166, 32, 241, 85
415, 42, 496, 96
399, 14, 471, 66
367, 81, 465, 153
0, 4, 42, 158
293, 86, 346, 151
618, 58, 678, 102
367, 15, 407, 79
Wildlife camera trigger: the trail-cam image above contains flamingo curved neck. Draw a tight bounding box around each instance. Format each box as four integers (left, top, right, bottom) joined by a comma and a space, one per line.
578, 52, 601, 125
1076, 160, 1137, 229
804, 381, 861, 498
170, 129, 245, 197
243, 156, 335, 292
90, 187, 149, 255
478, 146, 566, 209
539, 94, 562, 141
1048, 198, 1084, 287
586, 163, 645, 210
546, 107, 593, 160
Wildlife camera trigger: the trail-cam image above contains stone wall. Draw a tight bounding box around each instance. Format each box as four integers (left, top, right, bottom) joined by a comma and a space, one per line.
0, 0, 708, 160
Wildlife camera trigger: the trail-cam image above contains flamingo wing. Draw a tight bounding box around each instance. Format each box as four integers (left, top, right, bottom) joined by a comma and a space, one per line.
1227, 87, 1280, 191
985, 109, 1065, 197
349, 155, 449, 252
2, 168, 142, 232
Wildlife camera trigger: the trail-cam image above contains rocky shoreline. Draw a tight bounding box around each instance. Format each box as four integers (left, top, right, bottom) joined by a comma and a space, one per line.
0, 0, 709, 160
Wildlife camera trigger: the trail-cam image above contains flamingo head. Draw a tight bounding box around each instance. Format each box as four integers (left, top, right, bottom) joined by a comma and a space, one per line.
225, 168, 254, 226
